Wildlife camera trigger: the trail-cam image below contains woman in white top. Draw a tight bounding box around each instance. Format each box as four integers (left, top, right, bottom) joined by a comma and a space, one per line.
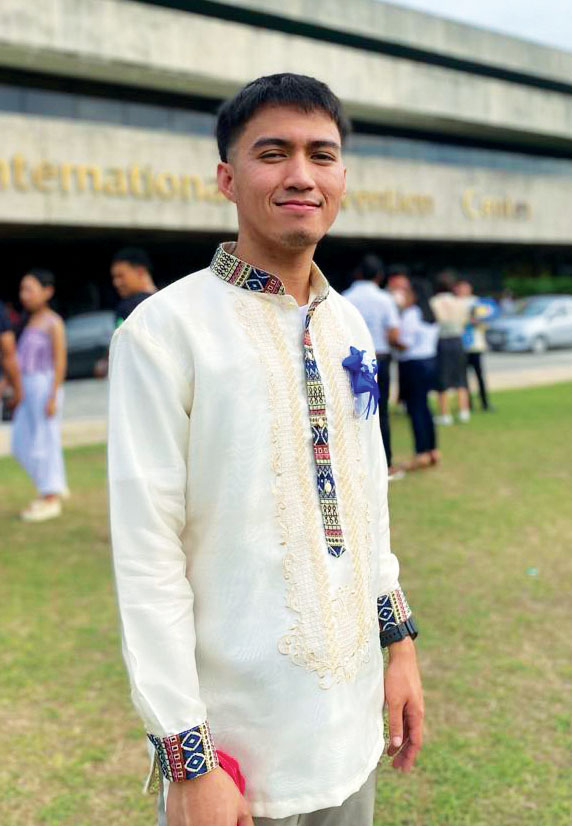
394, 279, 440, 470
430, 272, 471, 425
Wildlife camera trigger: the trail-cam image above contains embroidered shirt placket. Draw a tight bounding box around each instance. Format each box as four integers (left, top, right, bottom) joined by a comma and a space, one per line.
211, 244, 347, 559
303, 298, 346, 558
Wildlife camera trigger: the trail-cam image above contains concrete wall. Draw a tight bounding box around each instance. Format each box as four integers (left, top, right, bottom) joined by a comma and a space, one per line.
204, 0, 572, 89
1, 0, 572, 150
2, 114, 571, 244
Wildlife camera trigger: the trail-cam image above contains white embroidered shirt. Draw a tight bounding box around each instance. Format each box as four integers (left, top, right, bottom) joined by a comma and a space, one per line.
108, 243, 415, 819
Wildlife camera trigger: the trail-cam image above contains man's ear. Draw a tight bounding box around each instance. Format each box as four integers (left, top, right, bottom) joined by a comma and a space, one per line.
217, 162, 237, 204
343, 165, 347, 197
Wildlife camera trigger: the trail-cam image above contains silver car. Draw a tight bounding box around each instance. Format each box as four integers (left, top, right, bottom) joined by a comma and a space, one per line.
486, 295, 572, 353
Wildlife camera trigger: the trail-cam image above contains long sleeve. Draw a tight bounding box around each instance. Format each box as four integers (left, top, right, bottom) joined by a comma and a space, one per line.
375, 482, 417, 647
367, 360, 418, 648
107, 320, 218, 783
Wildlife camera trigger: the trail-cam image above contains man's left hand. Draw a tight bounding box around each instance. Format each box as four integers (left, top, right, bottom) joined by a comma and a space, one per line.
384, 636, 424, 772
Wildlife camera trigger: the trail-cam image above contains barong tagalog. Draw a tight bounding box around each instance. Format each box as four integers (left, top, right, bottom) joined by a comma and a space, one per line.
108, 242, 418, 820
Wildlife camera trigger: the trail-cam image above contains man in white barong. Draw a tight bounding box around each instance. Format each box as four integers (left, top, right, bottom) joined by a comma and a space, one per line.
108, 73, 424, 826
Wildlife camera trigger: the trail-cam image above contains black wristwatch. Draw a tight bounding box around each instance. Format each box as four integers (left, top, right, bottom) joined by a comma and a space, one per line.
379, 616, 418, 648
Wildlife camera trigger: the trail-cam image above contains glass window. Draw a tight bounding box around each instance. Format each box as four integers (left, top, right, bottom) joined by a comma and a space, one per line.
170, 108, 215, 135
513, 297, 556, 317
0, 83, 24, 113
126, 102, 169, 130
77, 95, 124, 124
24, 89, 75, 118
66, 312, 115, 347
2, 81, 572, 178
346, 133, 572, 177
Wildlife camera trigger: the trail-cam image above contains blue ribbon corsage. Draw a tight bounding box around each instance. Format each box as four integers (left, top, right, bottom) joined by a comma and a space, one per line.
342, 346, 380, 420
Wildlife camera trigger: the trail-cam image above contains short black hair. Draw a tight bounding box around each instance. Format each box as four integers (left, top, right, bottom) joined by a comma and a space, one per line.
27, 268, 55, 288
359, 254, 384, 281
216, 73, 351, 162
112, 247, 152, 273
410, 277, 436, 324
388, 263, 410, 279
435, 270, 457, 294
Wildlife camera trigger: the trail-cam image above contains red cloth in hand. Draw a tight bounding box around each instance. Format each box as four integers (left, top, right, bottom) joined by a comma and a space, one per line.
216, 750, 246, 796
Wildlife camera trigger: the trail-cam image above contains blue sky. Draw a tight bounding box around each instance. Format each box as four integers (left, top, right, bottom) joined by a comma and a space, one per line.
384, 0, 572, 52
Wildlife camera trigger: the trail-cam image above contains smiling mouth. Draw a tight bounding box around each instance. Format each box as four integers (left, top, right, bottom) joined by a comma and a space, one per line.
275, 200, 321, 212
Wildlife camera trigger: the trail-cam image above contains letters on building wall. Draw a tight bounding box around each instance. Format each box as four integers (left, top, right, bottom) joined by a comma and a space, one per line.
0, 154, 532, 223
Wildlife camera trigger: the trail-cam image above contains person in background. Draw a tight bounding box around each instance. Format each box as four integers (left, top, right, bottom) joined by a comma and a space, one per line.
455, 279, 496, 412
0, 299, 23, 417
343, 254, 404, 480
5, 301, 22, 328
93, 247, 159, 378
430, 272, 471, 425
385, 265, 411, 410
11, 269, 68, 522
386, 264, 411, 294
111, 247, 157, 325
499, 288, 516, 315
395, 279, 440, 470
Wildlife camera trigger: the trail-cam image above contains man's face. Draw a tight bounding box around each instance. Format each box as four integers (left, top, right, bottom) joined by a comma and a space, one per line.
455, 281, 472, 297
111, 261, 146, 298
217, 105, 346, 251
387, 275, 410, 293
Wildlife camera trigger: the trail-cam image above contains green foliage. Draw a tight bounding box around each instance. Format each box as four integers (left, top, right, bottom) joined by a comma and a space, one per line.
504, 274, 572, 298
1, 387, 571, 825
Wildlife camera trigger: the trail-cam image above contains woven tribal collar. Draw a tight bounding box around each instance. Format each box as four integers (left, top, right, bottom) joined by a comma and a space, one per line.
210, 242, 329, 301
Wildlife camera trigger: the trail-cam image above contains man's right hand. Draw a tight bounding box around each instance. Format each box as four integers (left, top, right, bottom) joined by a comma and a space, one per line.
166, 766, 254, 826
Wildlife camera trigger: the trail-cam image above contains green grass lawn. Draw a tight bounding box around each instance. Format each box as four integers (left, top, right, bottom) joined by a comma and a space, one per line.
1, 383, 571, 826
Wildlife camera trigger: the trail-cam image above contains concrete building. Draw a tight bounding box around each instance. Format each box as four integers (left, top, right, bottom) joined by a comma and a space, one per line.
1, 0, 572, 310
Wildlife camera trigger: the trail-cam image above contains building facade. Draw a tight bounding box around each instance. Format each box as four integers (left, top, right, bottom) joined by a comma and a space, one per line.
1, 0, 572, 309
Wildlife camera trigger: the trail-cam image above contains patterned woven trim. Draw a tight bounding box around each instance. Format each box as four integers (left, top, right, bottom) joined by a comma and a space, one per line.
235, 296, 371, 688
304, 297, 345, 558
211, 242, 346, 560
210, 243, 284, 294
147, 722, 218, 783
377, 587, 412, 633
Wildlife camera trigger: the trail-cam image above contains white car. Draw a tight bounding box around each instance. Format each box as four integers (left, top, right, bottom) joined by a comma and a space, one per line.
486, 295, 572, 353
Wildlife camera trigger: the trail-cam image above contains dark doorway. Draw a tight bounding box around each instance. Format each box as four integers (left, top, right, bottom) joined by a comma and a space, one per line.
1, 223, 570, 317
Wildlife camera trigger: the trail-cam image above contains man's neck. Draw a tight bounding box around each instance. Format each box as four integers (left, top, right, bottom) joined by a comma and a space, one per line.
233, 237, 315, 307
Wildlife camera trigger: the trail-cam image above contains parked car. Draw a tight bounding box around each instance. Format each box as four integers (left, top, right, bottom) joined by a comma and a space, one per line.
65, 311, 115, 378
486, 295, 572, 353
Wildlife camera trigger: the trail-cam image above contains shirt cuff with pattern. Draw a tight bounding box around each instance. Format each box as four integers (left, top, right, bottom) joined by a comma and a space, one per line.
148, 721, 219, 782
377, 586, 418, 648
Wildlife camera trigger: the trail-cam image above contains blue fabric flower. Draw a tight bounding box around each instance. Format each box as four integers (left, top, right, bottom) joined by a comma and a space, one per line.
342, 346, 380, 420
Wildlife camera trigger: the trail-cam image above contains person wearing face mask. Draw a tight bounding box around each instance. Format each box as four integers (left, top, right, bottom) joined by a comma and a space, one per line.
394, 280, 440, 470
11, 269, 68, 521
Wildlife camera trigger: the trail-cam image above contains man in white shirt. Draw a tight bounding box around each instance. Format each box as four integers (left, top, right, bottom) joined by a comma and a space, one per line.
343, 256, 401, 479
108, 73, 423, 826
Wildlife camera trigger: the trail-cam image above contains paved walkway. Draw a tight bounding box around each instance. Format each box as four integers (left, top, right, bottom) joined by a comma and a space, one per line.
1, 350, 571, 456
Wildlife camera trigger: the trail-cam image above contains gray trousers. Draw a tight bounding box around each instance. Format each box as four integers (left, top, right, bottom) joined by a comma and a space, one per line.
157, 769, 377, 826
